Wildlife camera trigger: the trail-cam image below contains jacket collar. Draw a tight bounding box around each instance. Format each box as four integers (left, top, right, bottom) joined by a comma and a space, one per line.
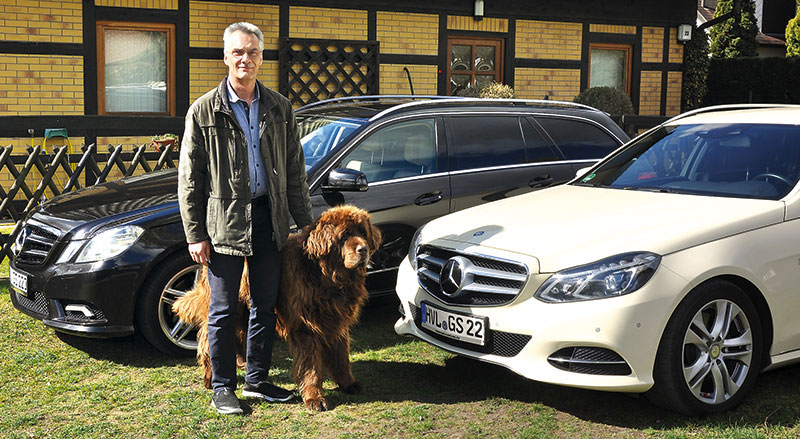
213, 77, 278, 122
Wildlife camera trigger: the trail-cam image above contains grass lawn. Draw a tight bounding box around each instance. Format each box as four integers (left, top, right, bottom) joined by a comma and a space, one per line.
1, 256, 799, 438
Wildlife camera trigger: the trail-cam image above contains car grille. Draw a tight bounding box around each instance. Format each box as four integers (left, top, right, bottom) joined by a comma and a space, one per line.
416, 245, 528, 306
14, 290, 49, 318
409, 303, 530, 357
547, 347, 632, 376
14, 221, 61, 265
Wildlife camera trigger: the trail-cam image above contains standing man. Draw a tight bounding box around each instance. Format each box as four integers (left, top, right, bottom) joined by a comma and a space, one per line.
178, 22, 313, 415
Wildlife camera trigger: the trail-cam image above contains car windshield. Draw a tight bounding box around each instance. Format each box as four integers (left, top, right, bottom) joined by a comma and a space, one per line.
575, 123, 800, 200
298, 114, 367, 170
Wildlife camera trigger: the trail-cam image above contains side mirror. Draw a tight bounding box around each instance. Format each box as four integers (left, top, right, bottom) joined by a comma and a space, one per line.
322, 168, 369, 192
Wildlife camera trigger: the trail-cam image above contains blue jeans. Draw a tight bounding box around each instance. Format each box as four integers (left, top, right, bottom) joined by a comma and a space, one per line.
207, 199, 280, 391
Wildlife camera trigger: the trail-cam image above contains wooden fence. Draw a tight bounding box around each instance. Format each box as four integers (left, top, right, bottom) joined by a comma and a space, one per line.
0, 143, 179, 262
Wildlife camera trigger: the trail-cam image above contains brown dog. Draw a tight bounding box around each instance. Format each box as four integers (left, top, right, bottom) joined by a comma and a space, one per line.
172, 205, 381, 411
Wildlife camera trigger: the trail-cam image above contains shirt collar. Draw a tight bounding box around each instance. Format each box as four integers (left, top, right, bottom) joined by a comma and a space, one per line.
226, 79, 260, 105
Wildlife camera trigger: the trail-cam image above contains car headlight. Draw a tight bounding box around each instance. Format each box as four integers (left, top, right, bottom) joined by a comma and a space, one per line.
408, 227, 423, 270
72, 225, 145, 264
534, 252, 661, 303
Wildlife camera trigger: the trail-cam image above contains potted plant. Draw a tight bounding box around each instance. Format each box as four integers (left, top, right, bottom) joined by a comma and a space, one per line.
151, 133, 179, 152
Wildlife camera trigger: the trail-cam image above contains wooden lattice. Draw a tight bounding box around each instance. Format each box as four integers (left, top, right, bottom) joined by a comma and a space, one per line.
280, 38, 379, 107
0, 143, 178, 262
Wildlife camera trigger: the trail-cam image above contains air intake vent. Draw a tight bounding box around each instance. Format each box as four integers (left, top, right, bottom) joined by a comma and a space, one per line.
547, 347, 632, 376
416, 245, 528, 306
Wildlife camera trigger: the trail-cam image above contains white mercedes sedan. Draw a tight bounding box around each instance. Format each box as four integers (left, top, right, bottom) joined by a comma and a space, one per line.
394, 105, 800, 415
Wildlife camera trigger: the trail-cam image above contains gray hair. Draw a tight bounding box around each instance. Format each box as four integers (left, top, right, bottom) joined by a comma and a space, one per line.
223, 22, 264, 51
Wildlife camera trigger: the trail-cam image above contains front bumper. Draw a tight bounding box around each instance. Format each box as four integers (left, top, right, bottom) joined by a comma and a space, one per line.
9, 257, 147, 338
394, 253, 691, 393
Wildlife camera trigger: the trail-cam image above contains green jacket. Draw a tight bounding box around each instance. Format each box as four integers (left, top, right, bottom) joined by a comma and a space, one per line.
178, 79, 313, 255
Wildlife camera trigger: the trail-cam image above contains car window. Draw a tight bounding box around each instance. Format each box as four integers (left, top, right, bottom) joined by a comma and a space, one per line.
339, 118, 437, 183
536, 117, 620, 160
450, 116, 526, 170
299, 115, 367, 170
577, 123, 800, 200
522, 118, 562, 162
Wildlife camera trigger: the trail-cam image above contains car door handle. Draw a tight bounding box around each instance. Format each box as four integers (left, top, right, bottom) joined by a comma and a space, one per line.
414, 190, 443, 206
529, 174, 554, 189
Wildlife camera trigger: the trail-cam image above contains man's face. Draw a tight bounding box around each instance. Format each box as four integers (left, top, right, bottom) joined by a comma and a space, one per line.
223, 31, 263, 82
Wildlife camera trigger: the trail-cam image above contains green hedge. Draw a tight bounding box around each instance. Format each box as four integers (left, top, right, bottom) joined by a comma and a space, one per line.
704, 57, 800, 105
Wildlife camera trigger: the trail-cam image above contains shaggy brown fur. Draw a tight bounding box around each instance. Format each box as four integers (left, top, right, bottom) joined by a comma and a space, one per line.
172, 205, 381, 411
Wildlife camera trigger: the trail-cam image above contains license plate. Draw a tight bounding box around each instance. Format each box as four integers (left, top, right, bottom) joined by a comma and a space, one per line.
10, 267, 28, 295
420, 301, 487, 346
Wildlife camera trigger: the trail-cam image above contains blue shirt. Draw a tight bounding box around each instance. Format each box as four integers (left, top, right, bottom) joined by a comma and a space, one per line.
227, 80, 269, 198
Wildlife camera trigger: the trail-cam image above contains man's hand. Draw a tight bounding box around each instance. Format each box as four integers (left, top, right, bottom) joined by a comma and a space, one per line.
188, 240, 211, 265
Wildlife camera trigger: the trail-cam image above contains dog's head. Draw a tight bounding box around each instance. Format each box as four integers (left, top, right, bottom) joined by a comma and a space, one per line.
303, 205, 382, 275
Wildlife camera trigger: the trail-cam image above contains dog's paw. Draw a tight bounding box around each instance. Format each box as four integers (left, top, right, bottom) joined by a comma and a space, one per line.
340, 381, 363, 394
304, 397, 329, 412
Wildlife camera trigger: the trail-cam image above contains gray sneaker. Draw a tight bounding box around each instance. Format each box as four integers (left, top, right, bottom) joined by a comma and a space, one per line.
211, 389, 244, 415
242, 380, 296, 402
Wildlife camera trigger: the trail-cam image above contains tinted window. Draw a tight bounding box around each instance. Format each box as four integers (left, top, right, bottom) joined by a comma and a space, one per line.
577, 123, 800, 200
522, 118, 561, 162
339, 118, 436, 183
450, 116, 525, 170
537, 117, 619, 160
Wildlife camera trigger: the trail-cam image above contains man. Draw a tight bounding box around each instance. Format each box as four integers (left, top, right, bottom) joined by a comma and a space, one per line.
178, 22, 313, 415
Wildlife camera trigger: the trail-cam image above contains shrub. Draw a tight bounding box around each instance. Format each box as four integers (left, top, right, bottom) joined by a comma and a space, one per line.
573, 86, 634, 116
704, 57, 800, 105
788, 2, 800, 58
456, 81, 515, 99
710, 0, 758, 58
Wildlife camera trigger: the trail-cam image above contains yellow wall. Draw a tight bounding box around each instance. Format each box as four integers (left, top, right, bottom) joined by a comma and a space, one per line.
189, 1, 280, 50
380, 64, 437, 96
589, 24, 636, 34
514, 68, 581, 102
642, 27, 664, 63
516, 20, 582, 60
639, 71, 662, 116
447, 16, 508, 33
0, 55, 83, 115
666, 71, 682, 115
0, 0, 82, 43
377, 12, 438, 55
290, 6, 367, 40
668, 28, 684, 63
95, 0, 178, 9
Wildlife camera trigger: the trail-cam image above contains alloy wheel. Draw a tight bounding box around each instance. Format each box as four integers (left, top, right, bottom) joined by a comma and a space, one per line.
157, 263, 202, 351
681, 298, 753, 405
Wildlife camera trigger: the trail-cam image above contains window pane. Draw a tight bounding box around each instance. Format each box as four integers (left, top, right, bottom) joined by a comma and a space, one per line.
339, 119, 436, 183
537, 117, 620, 160
104, 29, 167, 112
450, 116, 526, 170
451, 45, 471, 71
590, 49, 626, 92
475, 75, 494, 87
450, 74, 471, 96
522, 119, 561, 162
475, 46, 495, 71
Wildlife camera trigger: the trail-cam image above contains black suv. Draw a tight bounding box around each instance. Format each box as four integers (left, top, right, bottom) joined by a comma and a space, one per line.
9, 96, 628, 355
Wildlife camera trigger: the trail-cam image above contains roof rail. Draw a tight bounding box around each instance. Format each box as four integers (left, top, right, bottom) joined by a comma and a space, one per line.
295, 95, 454, 112
663, 103, 800, 125
368, 97, 598, 121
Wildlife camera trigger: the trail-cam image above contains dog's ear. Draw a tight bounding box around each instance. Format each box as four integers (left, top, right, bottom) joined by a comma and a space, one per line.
303, 220, 338, 258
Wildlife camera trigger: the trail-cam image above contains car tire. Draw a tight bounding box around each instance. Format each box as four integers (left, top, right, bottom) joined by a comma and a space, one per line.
135, 251, 202, 357
646, 280, 762, 415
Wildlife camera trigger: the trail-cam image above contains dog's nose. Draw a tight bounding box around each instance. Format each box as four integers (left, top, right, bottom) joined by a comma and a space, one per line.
357, 244, 367, 256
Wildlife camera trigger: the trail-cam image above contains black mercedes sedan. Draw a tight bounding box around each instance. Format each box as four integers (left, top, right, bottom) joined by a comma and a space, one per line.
9, 96, 628, 355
